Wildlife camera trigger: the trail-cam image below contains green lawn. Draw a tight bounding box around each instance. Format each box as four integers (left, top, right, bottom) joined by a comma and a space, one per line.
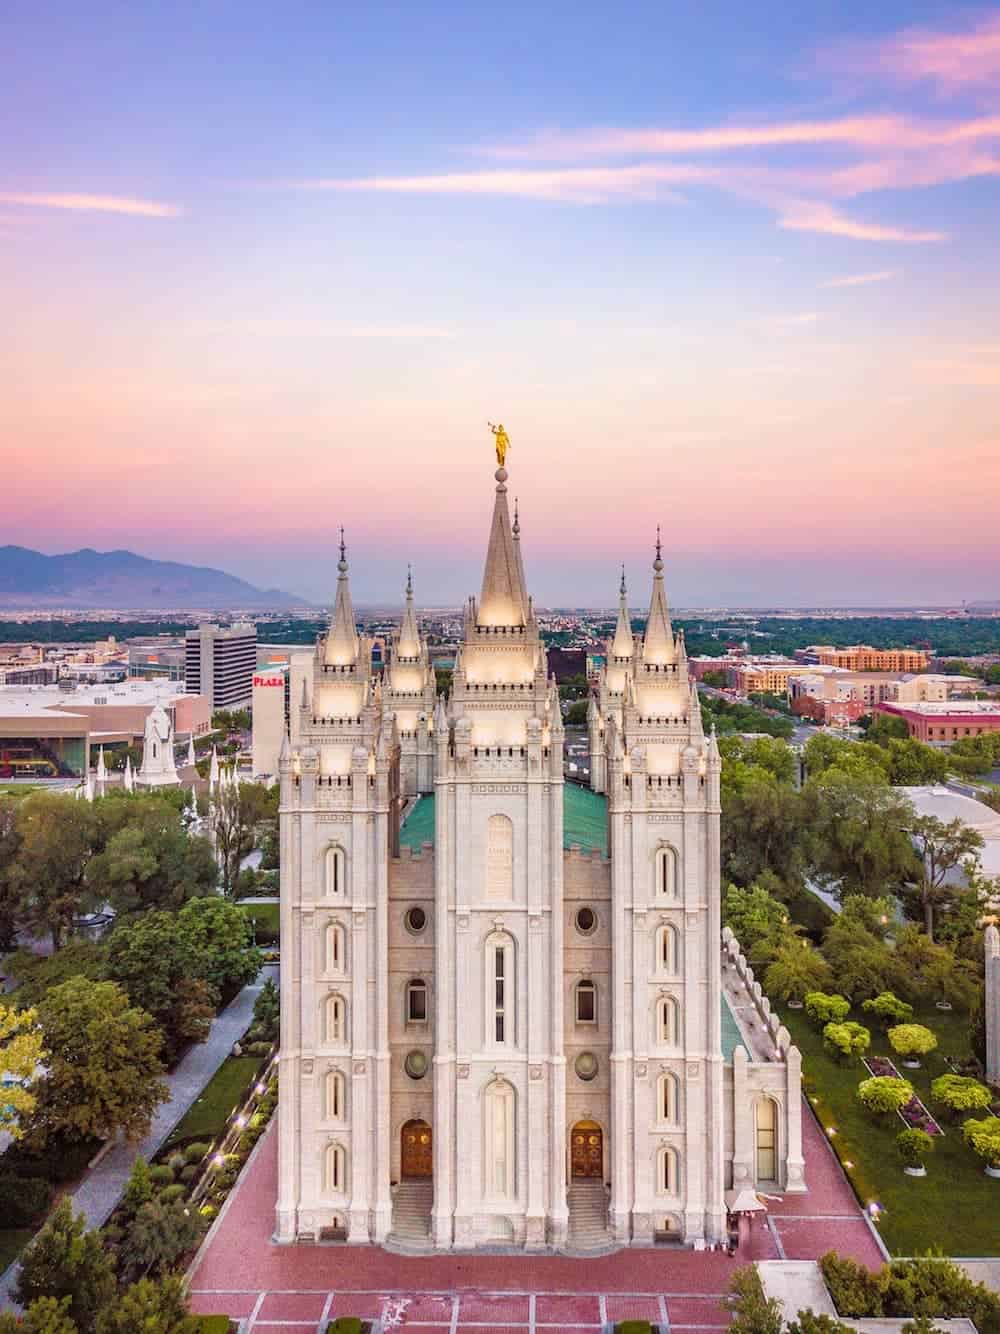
0, 1227, 34, 1272
237, 901, 279, 942
781, 1000, 1000, 1256
164, 1054, 265, 1148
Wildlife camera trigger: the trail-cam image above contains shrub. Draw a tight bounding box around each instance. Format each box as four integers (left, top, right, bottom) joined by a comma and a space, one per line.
820, 1252, 888, 1317
180, 1164, 199, 1184
166, 1152, 186, 1175
160, 1183, 187, 1202
897, 1129, 934, 1168
728, 1266, 783, 1334
328, 1321, 364, 1334
199, 1205, 218, 1221
862, 992, 913, 1028
889, 1024, 938, 1064
787, 1314, 857, 1334
184, 1141, 211, 1163
858, 1076, 914, 1116
962, 1116, 1000, 1169
148, 1164, 174, 1185
0, 1173, 52, 1227
616, 1325, 652, 1334
823, 1021, 871, 1063
197, 1319, 232, 1334
805, 992, 850, 1027
244, 1041, 272, 1056
930, 1073, 992, 1118
822, 1253, 1000, 1333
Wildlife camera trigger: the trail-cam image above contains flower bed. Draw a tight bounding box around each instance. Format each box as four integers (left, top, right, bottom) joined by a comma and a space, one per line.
864, 1055, 943, 1136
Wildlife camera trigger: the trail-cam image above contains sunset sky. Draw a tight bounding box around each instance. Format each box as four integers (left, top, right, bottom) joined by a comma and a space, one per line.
3, 2, 999, 608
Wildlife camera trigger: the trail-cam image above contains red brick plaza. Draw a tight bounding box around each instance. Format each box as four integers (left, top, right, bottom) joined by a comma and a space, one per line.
188, 1104, 884, 1333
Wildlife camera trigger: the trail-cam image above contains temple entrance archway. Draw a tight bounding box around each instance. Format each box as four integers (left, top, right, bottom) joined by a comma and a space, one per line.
570, 1120, 603, 1180
401, 1119, 433, 1178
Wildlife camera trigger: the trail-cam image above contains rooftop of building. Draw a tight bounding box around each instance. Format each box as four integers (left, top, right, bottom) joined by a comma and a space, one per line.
0, 677, 195, 721
399, 783, 611, 856
882, 699, 1000, 716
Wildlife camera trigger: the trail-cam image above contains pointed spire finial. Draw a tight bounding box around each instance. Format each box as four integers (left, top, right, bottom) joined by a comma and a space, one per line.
654, 525, 663, 574
338, 527, 347, 574
620, 563, 627, 597
513, 497, 520, 537
406, 563, 413, 597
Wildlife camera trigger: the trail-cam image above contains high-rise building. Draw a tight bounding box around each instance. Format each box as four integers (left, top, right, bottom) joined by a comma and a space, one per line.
185, 622, 257, 710
276, 458, 804, 1254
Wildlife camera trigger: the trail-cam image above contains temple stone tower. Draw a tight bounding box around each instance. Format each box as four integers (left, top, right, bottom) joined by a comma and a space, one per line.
135, 704, 179, 787
589, 567, 635, 795
383, 568, 436, 797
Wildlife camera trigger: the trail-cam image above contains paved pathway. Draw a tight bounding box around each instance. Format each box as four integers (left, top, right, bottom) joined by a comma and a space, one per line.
0, 966, 275, 1309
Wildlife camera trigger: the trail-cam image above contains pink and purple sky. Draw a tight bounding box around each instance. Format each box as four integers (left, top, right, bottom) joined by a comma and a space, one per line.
3, 2, 999, 607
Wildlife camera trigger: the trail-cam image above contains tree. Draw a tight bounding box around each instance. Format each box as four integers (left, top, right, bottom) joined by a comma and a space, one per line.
723, 883, 791, 955
0, 1296, 78, 1334
787, 1314, 856, 1334
857, 1076, 914, 1117
212, 782, 276, 897
2, 941, 109, 1008
902, 815, 984, 941
250, 976, 280, 1042
804, 992, 851, 1027
7, 794, 99, 949
175, 897, 262, 996
722, 769, 805, 894
822, 911, 904, 1003
565, 700, 588, 726
880, 739, 948, 786
107, 911, 218, 1060
0, 794, 24, 952
86, 798, 217, 916
962, 1115, 1000, 1170
0, 1001, 45, 1138
121, 1156, 154, 1218
14, 1198, 116, 1331
728, 1266, 784, 1334
764, 940, 833, 1004
701, 669, 728, 688
863, 712, 910, 744
804, 770, 918, 900
29, 977, 168, 1148
862, 992, 913, 1029
897, 1129, 934, 1171
888, 1024, 938, 1066
823, 1021, 871, 1063
930, 1074, 992, 1119
95, 1276, 199, 1334
118, 1197, 203, 1280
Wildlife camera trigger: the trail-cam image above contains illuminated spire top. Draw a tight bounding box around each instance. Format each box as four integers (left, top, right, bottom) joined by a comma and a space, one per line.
642, 527, 675, 665
611, 565, 633, 658
397, 564, 421, 658
477, 462, 529, 627
325, 529, 359, 665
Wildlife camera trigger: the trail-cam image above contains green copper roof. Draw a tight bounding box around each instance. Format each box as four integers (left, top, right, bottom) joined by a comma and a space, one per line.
399, 785, 609, 855
721, 992, 744, 1062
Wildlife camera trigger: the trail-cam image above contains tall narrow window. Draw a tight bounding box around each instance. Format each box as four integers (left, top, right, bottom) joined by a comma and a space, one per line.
325, 1070, 345, 1121
660, 1147, 679, 1194
495, 946, 506, 1042
325, 845, 345, 897
326, 1142, 347, 1194
406, 978, 428, 1023
656, 846, 677, 898
486, 932, 515, 1047
485, 815, 514, 900
657, 924, 679, 974
483, 1078, 516, 1199
657, 995, 679, 1045
659, 1072, 679, 1123
325, 922, 345, 974
325, 993, 346, 1044
756, 1098, 778, 1182
575, 979, 597, 1025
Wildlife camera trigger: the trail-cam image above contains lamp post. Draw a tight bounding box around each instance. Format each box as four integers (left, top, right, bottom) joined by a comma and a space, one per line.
250, 916, 257, 948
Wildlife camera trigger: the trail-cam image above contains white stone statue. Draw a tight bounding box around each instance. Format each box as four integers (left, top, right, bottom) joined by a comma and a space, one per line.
136, 704, 180, 788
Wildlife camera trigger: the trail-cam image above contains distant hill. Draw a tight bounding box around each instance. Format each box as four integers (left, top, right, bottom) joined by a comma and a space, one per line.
0, 546, 308, 609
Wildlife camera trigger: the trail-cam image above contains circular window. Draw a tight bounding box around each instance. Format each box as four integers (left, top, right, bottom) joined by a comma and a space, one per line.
404, 1050, 428, 1080
574, 1051, 598, 1082
575, 907, 597, 935
404, 906, 427, 934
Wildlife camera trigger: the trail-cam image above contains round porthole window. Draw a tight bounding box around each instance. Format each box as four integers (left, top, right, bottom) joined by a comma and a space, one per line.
574, 1051, 598, 1082
404, 906, 427, 934
404, 1050, 428, 1080
575, 907, 597, 935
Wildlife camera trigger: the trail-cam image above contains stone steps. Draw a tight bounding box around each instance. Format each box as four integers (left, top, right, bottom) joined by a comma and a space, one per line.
566, 1180, 611, 1252
389, 1180, 432, 1245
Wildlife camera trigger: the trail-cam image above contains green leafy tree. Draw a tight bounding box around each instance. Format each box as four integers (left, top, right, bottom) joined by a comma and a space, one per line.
121, 1156, 154, 1218
764, 940, 833, 1004
962, 1115, 1000, 1169
721, 769, 806, 894
888, 1023, 938, 1066
212, 782, 276, 897
0, 1001, 45, 1138
803, 733, 889, 783
29, 977, 168, 1147
176, 897, 262, 995
897, 1128, 934, 1170
857, 1075, 914, 1117
14, 1198, 116, 1331
723, 883, 791, 955
94, 1276, 199, 1334
86, 798, 217, 915
822, 912, 904, 1002
118, 1197, 203, 1281
902, 815, 984, 941
8, 794, 99, 949
787, 1313, 857, 1334
0, 794, 25, 952
823, 1021, 871, 1063
862, 992, 913, 1029
0, 1296, 78, 1334
863, 713, 910, 744
728, 1266, 784, 1334
804, 769, 918, 900
804, 992, 851, 1026
930, 1074, 992, 1119
2, 941, 109, 1007
251, 977, 280, 1042
881, 738, 948, 786
565, 700, 589, 726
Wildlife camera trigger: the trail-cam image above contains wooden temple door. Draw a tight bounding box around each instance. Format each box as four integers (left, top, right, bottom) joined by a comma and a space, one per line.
570, 1120, 603, 1179
401, 1119, 433, 1178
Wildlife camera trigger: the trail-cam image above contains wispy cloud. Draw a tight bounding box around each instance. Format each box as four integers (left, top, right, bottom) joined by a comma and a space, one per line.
0, 192, 181, 218
821, 14, 1000, 97
778, 203, 946, 243
821, 270, 898, 288
287, 164, 697, 204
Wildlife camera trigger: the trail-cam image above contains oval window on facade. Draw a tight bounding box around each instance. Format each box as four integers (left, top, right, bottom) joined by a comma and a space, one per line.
404, 1050, 428, 1080
574, 1051, 599, 1082
405, 906, 427, 934
575, 907, 597, 935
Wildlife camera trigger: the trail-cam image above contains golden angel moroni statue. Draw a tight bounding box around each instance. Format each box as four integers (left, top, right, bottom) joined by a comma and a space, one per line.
489, 421, 510, 468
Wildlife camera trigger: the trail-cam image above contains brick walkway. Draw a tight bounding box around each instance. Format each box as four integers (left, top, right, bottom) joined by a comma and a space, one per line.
188, 1095, 884, 1332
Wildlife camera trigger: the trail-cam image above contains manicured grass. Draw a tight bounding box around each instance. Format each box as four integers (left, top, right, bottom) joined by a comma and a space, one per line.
781, 999, 1000, 1256
237, 901, 279, 941
164, 1055, 265, 1148
0, 1227, 34, 1272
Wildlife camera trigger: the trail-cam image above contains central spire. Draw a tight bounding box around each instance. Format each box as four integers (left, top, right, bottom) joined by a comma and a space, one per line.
642, 526, 676, 665
611, 564, 633, 658
397, 564, 421, 658
324, 527, 360, 665
477, 464, 529, 627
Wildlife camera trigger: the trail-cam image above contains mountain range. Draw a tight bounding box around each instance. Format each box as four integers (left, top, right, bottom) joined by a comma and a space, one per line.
0, 546, 307, 609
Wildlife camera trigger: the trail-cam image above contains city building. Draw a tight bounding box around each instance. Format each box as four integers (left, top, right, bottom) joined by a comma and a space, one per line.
795, 644, 929, 672
129, 639, 187, 682
687, 654, 745, 682
252, 659, 296, 779
185, 621, 257, 710
731, 661, 824, 695
276, 461, 803, 1255
875, 699, 1000, 746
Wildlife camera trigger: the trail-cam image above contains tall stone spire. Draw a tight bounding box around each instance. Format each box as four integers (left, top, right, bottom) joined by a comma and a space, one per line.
611, 564, 633, 658
397, 565, 421, 658
324, 528, 360, 666
642, 526, 676, 666
512, 497, 528, 616
478, 465, 528, 627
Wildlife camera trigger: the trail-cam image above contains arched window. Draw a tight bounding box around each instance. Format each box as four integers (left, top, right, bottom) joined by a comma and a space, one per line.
325, 1069, 346, 1121
324, 993, 347, 1044
406, 978, 428, 1024
575, 979, 597, 1025
324, 845, 345, 897
483, 1078, 516, 1199
658, 1072, 680, 1123
659, 1146, 679, 1195
756, 1098, 778, 1182
325, 1142, 347, 1194
655, 845, 677, 898
486, 932, 515, 1046
325, 922, 345, 974
485, 814, 514, 900
656, 924, 679, 974
656, 995, 679, 1046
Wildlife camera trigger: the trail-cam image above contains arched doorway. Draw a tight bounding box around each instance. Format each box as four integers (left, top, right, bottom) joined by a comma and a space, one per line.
570, 1120, 603, 1180
401, 1119, 432, 1178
